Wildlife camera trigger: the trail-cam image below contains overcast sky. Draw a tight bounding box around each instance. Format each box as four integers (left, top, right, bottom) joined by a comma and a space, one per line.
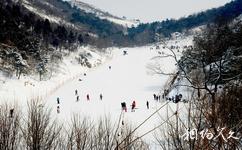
68, 0, 231, 22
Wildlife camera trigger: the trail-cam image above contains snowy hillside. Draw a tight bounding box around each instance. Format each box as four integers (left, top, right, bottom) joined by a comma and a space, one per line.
22, 0, 78, 29
70, 0, 139, 27
0, 46, 108, 105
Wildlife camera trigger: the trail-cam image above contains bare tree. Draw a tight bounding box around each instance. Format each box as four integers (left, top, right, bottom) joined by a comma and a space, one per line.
21, 99, 62, 150
151, 23, 242, 150
0, 103, 21, 150
65, 115, 94, 150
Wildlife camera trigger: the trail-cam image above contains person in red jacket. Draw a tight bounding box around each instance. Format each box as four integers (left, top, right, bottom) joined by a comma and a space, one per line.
131, 101, 136, 112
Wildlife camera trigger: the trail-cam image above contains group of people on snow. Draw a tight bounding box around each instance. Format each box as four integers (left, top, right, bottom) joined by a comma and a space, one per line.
153, 93, 163, 101
121, 101, 136, 112
56, 97, 60, 113
75, 90, 103, 102
153, 88, 186, 104
166, 94, 183, 103
56, 91, 104, 114
121, 100, 150, 112
75, 90, 80, 102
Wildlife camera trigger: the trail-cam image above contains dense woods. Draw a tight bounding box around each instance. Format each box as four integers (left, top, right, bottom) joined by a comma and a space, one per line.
128, 0, 242, 41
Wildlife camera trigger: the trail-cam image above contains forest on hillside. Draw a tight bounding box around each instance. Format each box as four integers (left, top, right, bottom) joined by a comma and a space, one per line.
149, 19, 242, 149
0, 0, 242, 80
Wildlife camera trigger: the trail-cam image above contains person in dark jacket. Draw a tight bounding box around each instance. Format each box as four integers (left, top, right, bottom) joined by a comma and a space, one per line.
57, 97, 60, 104
146, 101, 149, 109
87, 94, 90, 101
57, 106, 60, 114
10, 109, 14, 118
153, 94, 156, 100
121, 102, 127, 112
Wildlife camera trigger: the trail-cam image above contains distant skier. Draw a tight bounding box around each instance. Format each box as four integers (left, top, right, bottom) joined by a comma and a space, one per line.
109, 66, 111, 70
57, 106, 60, 114
123, 50, 128, 55
57, 97, 60, 104
121, 102, 127, 112
174, 95, 179, 103
100, 94, 103, 100
164, 89, 169, 96
153, 94, 156, 100
171, 96, 174, 102
84, 73, 87, 76
75, 89, 78, 95
87, 94, 90, 101
76, 95, 79, 102
131, 101, 136, 112
10, 108, 14, 118
146, 101, 149, 109
158, 95, 161, 101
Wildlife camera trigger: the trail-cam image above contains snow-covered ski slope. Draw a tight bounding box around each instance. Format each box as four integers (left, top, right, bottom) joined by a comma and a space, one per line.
48, 46, 172, 118
0, 36, 193, 149
45, 37, 192, 148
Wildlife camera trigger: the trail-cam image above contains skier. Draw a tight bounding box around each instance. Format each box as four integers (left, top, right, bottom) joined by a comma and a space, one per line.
100, 94, 103, 100
75, 89, 78, 95
121, 102, 127, 112
84, 73, 87, 76
153, 94, 156, 100
164, 89, 169, 96
121, 102, 124, 111
57, 97, 60, 104
178, 94, 183, 100
87, 94, 90, 101
109, 66, 111, 70
174, 95, 179, 103
10, 108, 14, 118
155, 95, 159, 101
171, 96, 175, 102
158, 95, 161, 101
146, 101, 149, 109
57, 106, 60, 114
76, 95, 79, 102
131, 101, 136, 112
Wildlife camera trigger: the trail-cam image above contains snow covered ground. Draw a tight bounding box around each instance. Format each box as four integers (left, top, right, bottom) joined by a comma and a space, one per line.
45, 46, 172, 148
45, 36, 192, 148
0, 36, 193, 149
0, 46, 107, 106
